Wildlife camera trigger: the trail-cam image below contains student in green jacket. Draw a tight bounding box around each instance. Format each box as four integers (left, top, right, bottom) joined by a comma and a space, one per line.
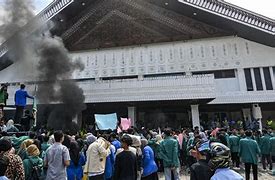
23, 144, 44, 180
270, 136, 275, 170
239, 130, 261, 180
159, 128, 180, 180
229, 129, 240, 168
260, 129, 272, 171
0, 84, 8, 119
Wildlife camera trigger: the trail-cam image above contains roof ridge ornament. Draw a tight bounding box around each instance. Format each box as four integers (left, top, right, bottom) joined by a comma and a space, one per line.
179, 0, 275, 35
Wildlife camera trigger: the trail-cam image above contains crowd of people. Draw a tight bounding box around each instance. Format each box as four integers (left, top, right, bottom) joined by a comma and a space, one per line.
0, 125, 274, 180
0, 84, 275, 180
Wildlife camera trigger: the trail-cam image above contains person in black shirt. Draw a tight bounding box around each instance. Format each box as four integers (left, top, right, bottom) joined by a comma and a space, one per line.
190, 140, 213, 180
114, 134, 137, 180
20, 110, 34, 131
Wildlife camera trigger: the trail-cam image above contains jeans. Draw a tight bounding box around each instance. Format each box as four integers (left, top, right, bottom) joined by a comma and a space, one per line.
244, 163, 257, 180
231, 152, 240, 167
88, 174, 104, 180
164, 167, 180, 180
261, 154, 272, 170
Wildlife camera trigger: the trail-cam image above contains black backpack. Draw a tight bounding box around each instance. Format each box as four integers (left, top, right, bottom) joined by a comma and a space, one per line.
28, 160, 43, 180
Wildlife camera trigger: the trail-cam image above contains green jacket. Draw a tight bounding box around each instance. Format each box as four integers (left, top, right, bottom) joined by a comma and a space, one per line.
23, 156, 43, 180
239, 137, 261, 165
270, 137, 275, 156
148, 139, 161, 159
229, 135, 240, 153
158, 136, 180, 168
0, 90, 8, 105
260, 135, 271, 155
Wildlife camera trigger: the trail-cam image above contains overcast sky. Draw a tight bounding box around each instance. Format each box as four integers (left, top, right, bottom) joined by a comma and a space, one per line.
0, 0, 275, 20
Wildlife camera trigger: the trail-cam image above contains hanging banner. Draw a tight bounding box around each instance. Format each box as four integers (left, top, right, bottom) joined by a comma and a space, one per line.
95, 113, 117, 130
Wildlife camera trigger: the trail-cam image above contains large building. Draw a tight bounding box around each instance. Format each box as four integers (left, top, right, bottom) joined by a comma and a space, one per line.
1, 0, 275, 129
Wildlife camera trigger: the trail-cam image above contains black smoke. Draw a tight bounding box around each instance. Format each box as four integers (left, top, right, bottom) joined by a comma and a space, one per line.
0, 0, 86, 131
36, 35, 86, 130
0, 0, 35, 63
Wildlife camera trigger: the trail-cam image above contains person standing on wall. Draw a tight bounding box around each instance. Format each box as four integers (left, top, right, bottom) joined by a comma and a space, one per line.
14, 84, 34, 124
0, 83, 8, 119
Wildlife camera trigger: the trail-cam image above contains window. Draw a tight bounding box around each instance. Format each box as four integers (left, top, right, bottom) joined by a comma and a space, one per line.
192, 69, 235, 79
244, 68, 253, 91
253, 68, 263, 91
214, 70, 235, 79
263, 67, 273, 90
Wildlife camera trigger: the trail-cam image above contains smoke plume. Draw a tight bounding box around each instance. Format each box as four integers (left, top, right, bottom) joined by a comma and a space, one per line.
0, 0, 35, 62
0, 0, 86, 130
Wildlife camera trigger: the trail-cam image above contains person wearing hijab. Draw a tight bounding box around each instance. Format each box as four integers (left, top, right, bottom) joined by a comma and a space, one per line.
6, 119, 19, 132
23, 144, 44, 180
141, 139, 158, 180
17, 139, 34, 160
67, 141, 86, 180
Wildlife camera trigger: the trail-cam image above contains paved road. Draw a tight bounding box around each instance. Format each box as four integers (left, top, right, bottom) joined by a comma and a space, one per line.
158, 165, 275, 180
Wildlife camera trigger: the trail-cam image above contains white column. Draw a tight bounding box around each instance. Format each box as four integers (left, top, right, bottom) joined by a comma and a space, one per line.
269, 67, 275, 89
259, 67, 266, 90
250, 68, 257, 91
191, 105, 200, 129
237, 68, 247, 91
128, 106, 137, 127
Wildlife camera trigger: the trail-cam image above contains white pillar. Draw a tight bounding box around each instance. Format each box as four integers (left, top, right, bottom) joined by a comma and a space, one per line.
191, 105, 200, 129
260, 67, 266, 90
250, 68, 257, 91
269, 67, 275, 89
128, 106, 137, 127
237, 68, 247, 91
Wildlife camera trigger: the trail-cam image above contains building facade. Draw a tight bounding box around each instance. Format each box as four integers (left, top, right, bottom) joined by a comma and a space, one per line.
0, 0, 275, 129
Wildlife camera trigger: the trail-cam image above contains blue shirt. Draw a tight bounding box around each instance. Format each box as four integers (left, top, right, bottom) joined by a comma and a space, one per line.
15, 89, 33, 106
211, 168, 243, 180
0, 176, 8, 180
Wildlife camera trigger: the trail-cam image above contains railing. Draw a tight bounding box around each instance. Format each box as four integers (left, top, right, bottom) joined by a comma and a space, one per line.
0, 0, 74, 58
5, 74, 216, 104
179, 0, 275, 34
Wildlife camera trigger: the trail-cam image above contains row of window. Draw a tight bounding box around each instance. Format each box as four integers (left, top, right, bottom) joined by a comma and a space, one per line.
244, 67, 274, 91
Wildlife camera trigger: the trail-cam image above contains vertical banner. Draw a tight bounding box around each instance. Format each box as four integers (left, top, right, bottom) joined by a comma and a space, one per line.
95, 113, 118, 130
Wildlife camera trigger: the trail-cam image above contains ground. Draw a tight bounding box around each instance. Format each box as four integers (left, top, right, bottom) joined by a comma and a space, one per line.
158, 164, 275, 180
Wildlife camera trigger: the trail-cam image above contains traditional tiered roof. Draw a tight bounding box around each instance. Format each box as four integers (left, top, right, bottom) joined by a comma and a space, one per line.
0, 0, 274, 59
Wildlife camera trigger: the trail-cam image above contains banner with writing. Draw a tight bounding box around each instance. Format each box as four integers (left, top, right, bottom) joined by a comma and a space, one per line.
95, 113, 117, 130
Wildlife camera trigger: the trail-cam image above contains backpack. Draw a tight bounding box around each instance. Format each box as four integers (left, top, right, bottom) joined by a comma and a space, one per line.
28, 160, 43, 180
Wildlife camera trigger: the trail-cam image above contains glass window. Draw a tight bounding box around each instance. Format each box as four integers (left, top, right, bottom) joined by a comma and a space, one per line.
263, 67, 273, 90
253, 68, 263, 91
192, 70, 235, 79
244, 68, 253, 91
